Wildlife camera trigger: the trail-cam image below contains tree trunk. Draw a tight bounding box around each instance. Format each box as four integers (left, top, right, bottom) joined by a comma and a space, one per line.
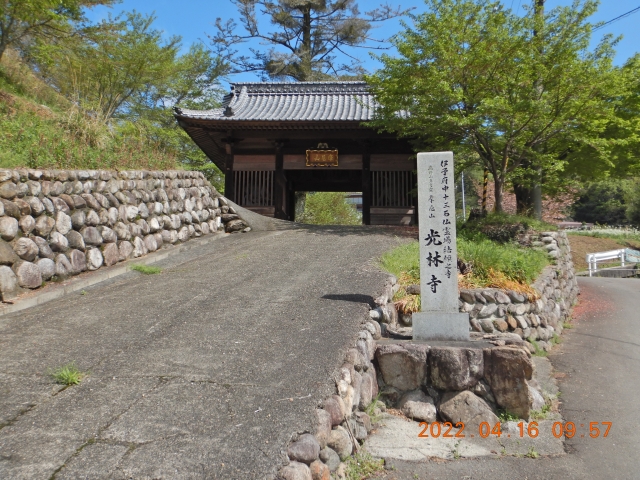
513, 183, 535, 216
494, 174, 504, 213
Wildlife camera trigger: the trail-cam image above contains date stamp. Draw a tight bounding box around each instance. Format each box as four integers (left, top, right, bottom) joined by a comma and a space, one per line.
418, 421, 612, 439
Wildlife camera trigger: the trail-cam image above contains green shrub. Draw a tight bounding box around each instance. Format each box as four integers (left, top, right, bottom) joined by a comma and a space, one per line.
297, 192, 361, 225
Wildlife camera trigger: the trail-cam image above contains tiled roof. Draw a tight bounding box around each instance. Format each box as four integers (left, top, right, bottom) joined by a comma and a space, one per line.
174, 81, 375, 122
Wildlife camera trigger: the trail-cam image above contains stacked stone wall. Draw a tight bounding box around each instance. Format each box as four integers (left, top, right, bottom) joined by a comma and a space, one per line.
460, 231, 579, 350
0, 168, 248, 301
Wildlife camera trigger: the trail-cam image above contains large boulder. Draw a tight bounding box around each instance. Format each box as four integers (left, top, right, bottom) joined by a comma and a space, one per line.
102, 243, 119, 267
36, 258, 55, 281
55, 254, 72, 277
0, 239, 19, 265
19, 215, 35, 234
398, 390, 437, 423
66, 230, 86, 251
34, 215, 55, 236
438, 390, 500, 431
67, 249, 87, 274
14, 261, 42, 289
326, 426, 352, 460
13, 238, 39, 261
429, 347, 484, 391
0, 265, 19, 300
313, 409, 332, 449
483, 346, 534, 418
319, 447, 340, 472
55, 211, 72, 235
279, 462, 312, 480
0, 217, 18, 241
85, 248, 103, 271
375, 343, 428, 391
287, 434, 320, 465
81, 226, 103, 246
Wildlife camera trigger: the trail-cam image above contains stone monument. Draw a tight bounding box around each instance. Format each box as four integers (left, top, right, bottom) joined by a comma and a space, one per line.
412, 152, 470, 341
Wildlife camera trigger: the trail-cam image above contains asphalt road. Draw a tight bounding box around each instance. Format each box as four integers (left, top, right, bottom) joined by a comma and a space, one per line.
0, 224, 407, 479
384, 276, 640, 480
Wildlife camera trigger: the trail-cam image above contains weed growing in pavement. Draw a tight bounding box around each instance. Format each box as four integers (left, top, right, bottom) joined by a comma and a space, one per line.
344, 451, 384, 480
50, 363, 85, 385
452, 440, 462, 459
525, 446, 539, 459
530, 403, 552, 421
550, 333, 562, 345
131, 264, 162, 275
562, 321, 573, 329
497, 409, 519, 423
80, 290, 87, 296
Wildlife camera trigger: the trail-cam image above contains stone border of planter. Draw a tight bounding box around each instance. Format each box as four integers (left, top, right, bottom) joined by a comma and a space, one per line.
0, 168, 250, 303
460, 231, 578, 351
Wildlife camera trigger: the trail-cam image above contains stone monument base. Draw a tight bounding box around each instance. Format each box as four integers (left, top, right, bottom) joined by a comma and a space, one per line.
412, 312, 470, 341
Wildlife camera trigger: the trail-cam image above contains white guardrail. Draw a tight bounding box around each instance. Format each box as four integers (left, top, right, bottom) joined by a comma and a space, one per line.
585, 249, 640, 277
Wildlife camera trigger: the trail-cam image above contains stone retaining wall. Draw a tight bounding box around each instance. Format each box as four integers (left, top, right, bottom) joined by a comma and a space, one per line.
0, 168, 249, 302
278, 279, 393, 480
460, 231, 579, 351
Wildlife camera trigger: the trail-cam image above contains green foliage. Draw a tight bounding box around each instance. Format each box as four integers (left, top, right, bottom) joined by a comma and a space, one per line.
379, 241, 420, 283
497, 409, 519, 423
458, 237, 549, 285
460, 213, 556, 244
1, 10, 226, 180
50, 362, 85, 385
572, 179, 635, 225
367, 0, 622, 213
0, 0, 117, 62
344, 451, 385, 480
212, 0, 407, 81
130, 264, 162, 275
530, 403, 552, 421
525, 446, 540, 459
364, 395, 384, 424
380, 233, 548, 288
297, 192, 361, 225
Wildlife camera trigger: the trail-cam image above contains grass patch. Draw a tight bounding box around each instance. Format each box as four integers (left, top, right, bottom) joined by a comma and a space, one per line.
460, 212, 557, 243
497, 409, 520, 423
525, 446, 539, 459
344, 451, 385, 480
562, 321, 573, 329
380, 235, 548, 296
550, 333, 562, 345
530, 403, 552, 421
130, 264, 162, 275
50, 363, 85, 385
529, 339, 548, 357
364, 395, 385, 423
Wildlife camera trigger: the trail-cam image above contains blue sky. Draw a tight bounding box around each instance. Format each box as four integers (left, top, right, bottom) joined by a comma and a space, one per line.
86, 0, 640, 86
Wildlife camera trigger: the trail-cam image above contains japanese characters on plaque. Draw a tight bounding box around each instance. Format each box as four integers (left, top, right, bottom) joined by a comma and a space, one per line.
418, 152, 459, 313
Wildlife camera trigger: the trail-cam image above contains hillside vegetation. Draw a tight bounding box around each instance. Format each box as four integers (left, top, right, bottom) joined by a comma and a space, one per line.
0, 51, 178, 171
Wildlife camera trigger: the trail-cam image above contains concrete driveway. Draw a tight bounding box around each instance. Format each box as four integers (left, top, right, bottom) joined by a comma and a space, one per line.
0, 224, 407, 479
383, 276, 640, 479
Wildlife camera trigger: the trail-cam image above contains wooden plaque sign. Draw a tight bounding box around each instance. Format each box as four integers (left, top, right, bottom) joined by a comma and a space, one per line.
306, 149, 338, 167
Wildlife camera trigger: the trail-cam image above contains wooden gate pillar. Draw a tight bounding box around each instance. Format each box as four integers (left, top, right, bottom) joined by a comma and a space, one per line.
274, 141, 287, 219
362, 142, 371, 225
224, 140, 235, 202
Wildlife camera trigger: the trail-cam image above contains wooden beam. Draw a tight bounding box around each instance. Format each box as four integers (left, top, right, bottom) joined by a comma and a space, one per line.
362, 142, 371, 225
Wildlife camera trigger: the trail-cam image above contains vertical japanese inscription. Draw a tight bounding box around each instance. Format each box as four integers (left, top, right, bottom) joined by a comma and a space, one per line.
418, 152, 460, 313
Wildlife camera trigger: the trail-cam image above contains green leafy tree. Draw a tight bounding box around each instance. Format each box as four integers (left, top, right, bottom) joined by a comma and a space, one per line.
572, 179, 634, 225
212, 0, 408, 81
41, 12, 180, 119
367, 0, 620, 213
0, 0, 117, 62
298, 192, 361, 224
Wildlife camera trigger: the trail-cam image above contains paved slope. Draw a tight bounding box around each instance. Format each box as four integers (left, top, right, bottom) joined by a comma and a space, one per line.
384, 276, 640, 480
0, 225, 405, 479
